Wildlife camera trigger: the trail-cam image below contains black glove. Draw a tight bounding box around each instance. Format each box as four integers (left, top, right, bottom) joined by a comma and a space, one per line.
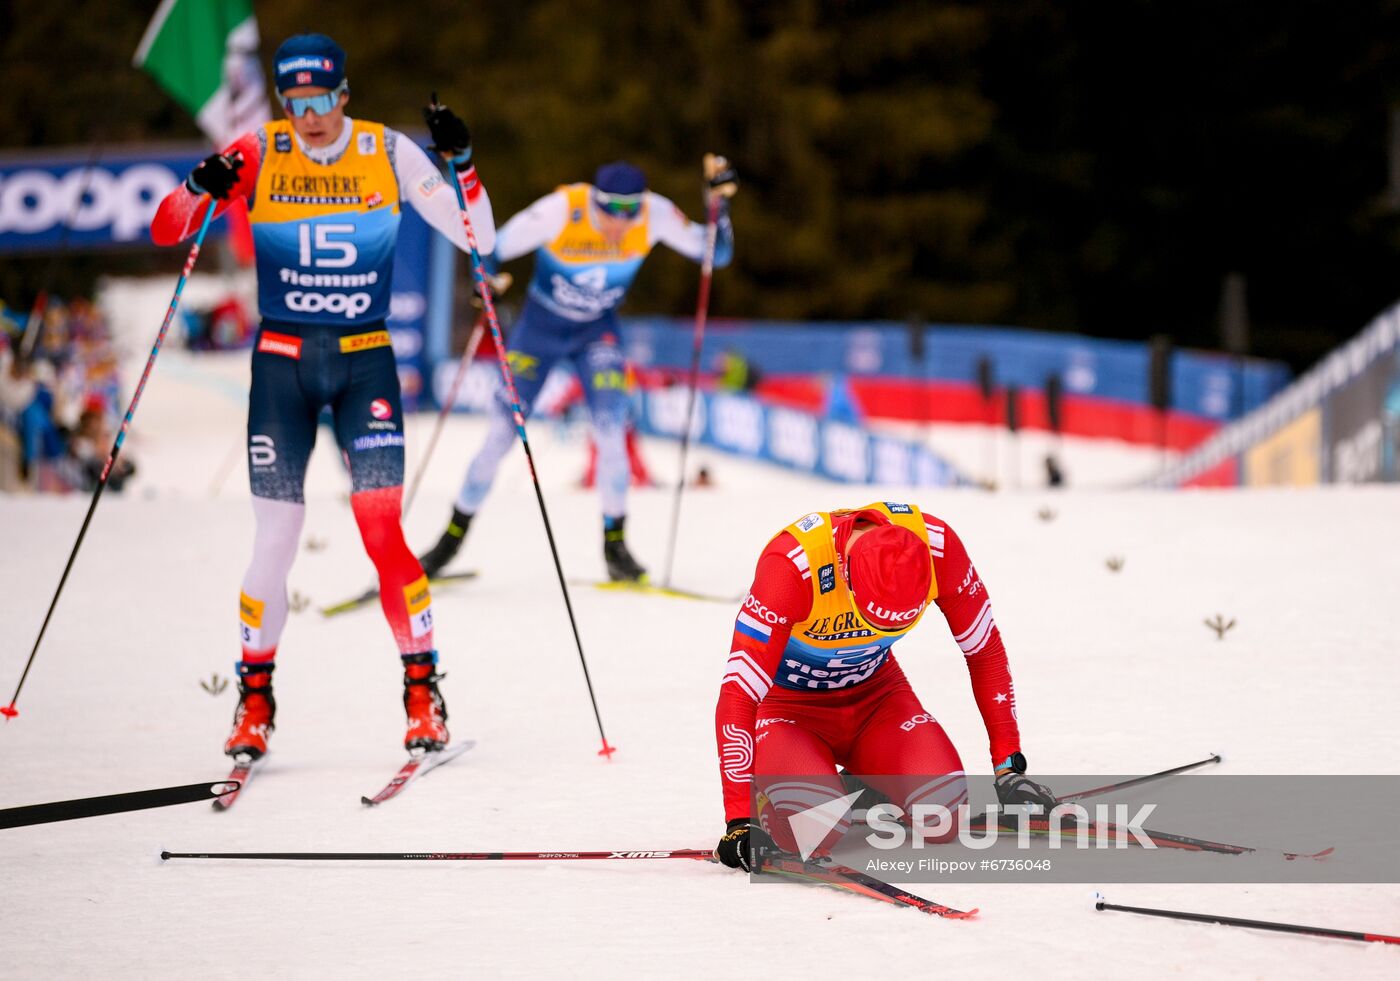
704, 153, 738, 200
424, 94, 472, 166
994, 754, 1058, 810
715, 818, 752, 871
187, 152, 243, 200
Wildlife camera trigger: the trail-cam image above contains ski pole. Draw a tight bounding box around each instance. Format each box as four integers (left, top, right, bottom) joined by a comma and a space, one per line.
163, 848, 713, 862
159, 847, 974, 918
661, 190, 722, 589
434, 99, 614, 758
3, 199, 217, 721
1094, 894, 1400, 945
1057, 753, 1223, 802
2, 781, 237, 829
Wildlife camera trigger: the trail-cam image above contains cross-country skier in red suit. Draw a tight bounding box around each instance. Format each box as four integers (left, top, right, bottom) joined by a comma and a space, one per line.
713, 502, 1057, 870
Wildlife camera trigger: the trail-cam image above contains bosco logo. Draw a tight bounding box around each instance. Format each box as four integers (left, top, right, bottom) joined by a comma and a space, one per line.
285, 291, 372, 318
369, 398, 392, 421
743, 593, 788, 626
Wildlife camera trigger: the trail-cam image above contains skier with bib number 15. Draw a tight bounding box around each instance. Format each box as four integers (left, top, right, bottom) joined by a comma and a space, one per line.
150, 33, 496, 762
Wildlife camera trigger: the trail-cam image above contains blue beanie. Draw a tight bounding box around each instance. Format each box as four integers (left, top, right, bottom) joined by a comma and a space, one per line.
594, 161, 647, 196
274, 34, 346, 93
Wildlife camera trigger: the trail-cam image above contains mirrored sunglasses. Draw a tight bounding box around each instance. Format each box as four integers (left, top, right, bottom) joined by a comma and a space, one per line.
283, 82, 347, 118
594, 191, 643, 218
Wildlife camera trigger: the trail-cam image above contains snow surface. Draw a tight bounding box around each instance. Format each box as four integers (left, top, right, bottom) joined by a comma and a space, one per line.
2, 346, 1399, 980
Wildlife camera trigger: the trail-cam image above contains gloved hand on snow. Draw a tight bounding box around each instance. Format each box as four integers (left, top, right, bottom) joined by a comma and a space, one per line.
994, 753, 1058, 810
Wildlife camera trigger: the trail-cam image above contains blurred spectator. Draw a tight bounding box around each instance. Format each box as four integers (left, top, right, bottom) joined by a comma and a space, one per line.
717, 348, 760, 393
182, 294, 254, 350
59, 396, 135, 492
0, 296, 131, 492
0, 347, 63, 482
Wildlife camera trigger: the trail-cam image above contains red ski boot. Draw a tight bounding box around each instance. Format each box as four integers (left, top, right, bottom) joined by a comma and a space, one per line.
402, 652, 449, 753
224, 662, 275, 760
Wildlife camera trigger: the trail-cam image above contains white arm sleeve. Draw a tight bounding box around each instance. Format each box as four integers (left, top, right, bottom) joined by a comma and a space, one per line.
646, 192, 708, 261
494, 191, 570, 262
390, 131, 496, 255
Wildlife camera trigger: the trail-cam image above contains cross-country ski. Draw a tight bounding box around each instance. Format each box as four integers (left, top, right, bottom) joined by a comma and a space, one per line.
361, 740, 476, 806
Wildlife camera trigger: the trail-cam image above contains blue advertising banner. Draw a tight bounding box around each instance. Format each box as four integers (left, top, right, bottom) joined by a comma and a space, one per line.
622, 318, 1290, 423
634, 387, 970, 487
0, 145, 220, 252
1, 142, 439, 410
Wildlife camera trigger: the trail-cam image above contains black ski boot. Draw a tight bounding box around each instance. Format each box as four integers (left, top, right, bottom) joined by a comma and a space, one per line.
603, 516, 648, 583
417, 507, 473, 579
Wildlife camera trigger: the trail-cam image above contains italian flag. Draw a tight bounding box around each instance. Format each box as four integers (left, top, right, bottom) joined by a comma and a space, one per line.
134, 0, 270, 260
134, 0, 271, 145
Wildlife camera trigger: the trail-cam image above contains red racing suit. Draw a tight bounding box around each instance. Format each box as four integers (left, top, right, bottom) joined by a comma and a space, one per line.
714, 503, 1023, 850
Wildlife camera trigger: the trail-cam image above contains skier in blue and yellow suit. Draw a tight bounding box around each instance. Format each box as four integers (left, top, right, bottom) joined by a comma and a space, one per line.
418, 157, 738, 582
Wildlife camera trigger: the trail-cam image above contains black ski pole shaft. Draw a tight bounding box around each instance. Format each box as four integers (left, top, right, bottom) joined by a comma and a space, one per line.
1095, 896, 1400, 945
438, 118, 613, 757
1057, 753, 1222, 802
3, 200, 217, 722
661, 193, 721, 589
1, 781, 237, 829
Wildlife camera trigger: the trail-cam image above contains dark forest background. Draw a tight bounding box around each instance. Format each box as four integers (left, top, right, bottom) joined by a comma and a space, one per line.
4, 0, 1400, 369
